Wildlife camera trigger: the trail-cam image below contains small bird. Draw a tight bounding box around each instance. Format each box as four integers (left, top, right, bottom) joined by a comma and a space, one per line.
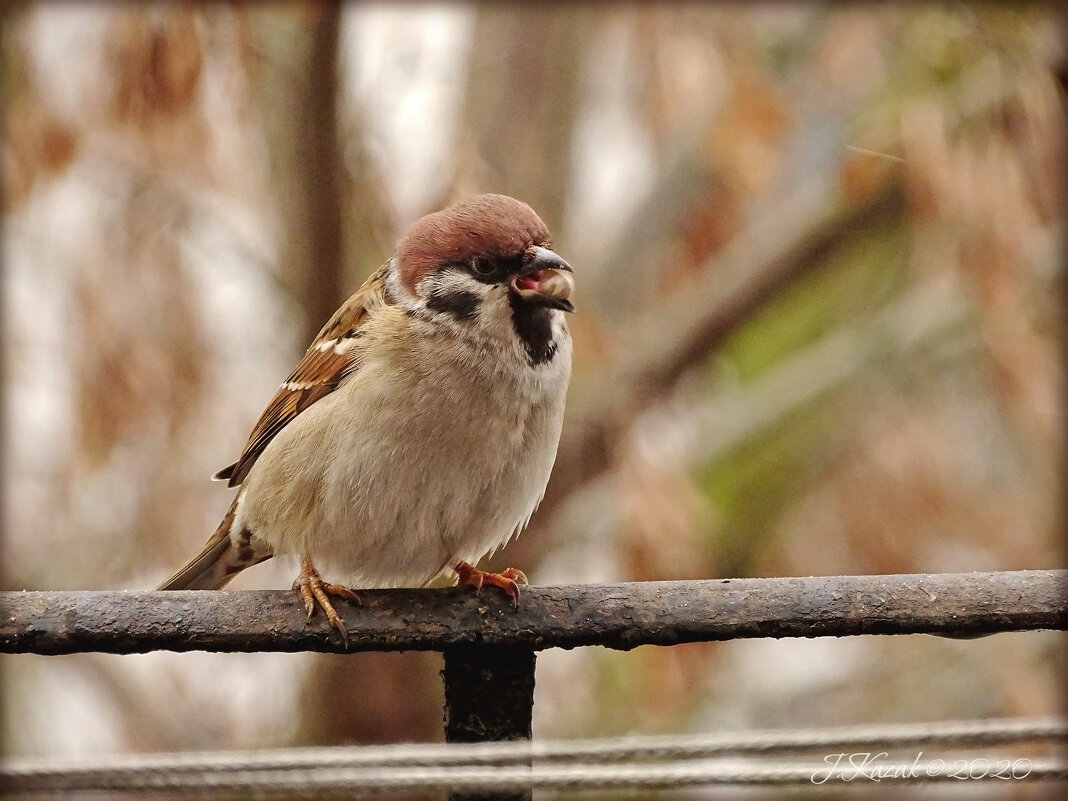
158, 194, 574, 644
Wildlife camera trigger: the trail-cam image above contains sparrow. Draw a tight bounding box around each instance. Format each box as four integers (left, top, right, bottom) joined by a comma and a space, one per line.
158, 194, 574, 644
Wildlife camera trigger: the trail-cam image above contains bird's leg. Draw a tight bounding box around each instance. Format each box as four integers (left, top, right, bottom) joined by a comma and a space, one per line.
454, 561, 528, 609
294, 556, 359, 646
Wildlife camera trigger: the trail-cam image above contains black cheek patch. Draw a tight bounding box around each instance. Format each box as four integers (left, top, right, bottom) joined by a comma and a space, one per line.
426, 288, 482, 322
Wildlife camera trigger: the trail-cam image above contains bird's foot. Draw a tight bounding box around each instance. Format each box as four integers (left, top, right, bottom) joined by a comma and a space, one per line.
294, 558, 359, 646
454, 561, 528, 609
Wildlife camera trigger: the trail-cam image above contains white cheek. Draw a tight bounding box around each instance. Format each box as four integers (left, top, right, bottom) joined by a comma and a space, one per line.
415, 272, 512, 333
550, 312, 569, 343
417, 271, 488, 301
475, 288, 512, 321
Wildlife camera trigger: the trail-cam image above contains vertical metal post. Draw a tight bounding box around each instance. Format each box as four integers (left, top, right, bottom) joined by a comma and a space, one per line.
442, 645, 536, 801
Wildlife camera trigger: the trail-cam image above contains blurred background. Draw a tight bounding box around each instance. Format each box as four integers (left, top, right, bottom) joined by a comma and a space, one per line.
2, 0, 1064, 788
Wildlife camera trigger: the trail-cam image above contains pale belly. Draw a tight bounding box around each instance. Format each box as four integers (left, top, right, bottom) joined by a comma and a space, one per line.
232, 352, 567, 587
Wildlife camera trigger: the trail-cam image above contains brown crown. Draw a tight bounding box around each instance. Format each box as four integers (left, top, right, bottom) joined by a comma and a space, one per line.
395, 194, 552, 294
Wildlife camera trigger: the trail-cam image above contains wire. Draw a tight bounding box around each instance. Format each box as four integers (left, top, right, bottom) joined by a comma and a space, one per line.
2, 717, 1064, 795
2, 758, 1065, 795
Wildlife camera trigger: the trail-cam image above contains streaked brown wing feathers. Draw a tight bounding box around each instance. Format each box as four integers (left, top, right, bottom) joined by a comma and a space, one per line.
220, 264, 389, 487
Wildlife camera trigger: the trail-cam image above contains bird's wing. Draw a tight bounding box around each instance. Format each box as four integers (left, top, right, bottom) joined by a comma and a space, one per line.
215, 262, 391, 488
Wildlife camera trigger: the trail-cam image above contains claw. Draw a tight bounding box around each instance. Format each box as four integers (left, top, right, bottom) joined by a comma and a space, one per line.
455, 561, 528, 609
294, 557, 359, 646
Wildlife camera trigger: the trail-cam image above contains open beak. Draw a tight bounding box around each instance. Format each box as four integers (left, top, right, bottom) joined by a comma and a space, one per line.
510, 246, 575, 313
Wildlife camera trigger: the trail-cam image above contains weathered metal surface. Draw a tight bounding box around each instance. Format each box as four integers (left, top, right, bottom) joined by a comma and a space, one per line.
443, 646, 536, 801
1, 570, 1065, 655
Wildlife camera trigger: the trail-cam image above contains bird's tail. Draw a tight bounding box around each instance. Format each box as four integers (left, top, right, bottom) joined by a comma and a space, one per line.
157, 498, 272, 590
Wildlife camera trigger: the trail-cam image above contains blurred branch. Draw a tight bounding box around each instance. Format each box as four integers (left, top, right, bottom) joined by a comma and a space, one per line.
591, 126, 725, 318
536, 50, 1045, 532
629, 178, 904, 402
684, 274, 972, 466
543, 174, 904, 524
551, 275, 976, 580
3, 570, 1064, 655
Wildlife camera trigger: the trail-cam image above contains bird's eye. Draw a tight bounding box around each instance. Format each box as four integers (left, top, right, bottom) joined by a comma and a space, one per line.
470, 257, 496, 277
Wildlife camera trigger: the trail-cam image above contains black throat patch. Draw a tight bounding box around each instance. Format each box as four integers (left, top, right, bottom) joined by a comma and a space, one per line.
509, 297, 558, 366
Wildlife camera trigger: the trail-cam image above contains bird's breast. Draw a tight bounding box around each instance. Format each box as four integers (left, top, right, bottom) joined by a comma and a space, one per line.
239, 323, 570, 587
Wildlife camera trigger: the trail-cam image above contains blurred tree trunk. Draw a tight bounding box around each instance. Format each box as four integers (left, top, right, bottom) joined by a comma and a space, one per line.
300, 4, 345, 335
457, 5, 595, 234
246, 3, 345, 342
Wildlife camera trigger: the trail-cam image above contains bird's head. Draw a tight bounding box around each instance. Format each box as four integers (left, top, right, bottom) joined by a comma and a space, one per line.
392, 194, 574, 364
